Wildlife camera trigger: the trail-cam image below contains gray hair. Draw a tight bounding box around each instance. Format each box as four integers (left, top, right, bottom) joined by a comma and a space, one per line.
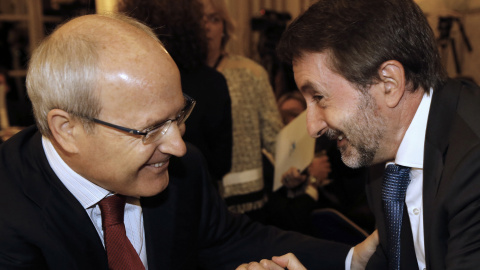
26, 14, 162, 137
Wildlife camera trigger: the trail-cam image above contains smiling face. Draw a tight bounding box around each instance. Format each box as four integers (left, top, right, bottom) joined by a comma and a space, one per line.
293, 52, 386, 168
69, 20, 187, 198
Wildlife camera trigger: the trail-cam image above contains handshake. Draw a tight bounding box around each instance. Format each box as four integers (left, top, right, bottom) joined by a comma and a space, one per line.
236, 230, 379, 270
236, 253, 305, 270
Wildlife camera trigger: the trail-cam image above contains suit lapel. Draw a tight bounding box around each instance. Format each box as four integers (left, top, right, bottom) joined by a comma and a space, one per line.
41, 187, 108, 268
423, 79, 461, 268
142, 190, 175, 269
23, 132, 108, 268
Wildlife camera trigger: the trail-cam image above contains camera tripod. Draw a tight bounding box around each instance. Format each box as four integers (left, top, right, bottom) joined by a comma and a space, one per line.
437, 16, 473, 74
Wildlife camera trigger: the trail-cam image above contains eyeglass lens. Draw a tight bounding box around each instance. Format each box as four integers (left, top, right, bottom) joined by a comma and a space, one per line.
143, 98, 195, 144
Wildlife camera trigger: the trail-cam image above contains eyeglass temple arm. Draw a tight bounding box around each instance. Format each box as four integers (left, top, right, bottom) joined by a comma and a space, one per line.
92, 118, 147, 135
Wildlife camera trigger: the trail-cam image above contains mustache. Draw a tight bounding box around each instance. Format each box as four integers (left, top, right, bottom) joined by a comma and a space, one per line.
323, 128, 341, 140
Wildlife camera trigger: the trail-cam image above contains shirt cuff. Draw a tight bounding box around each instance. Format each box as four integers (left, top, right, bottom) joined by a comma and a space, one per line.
345, 247, 354, 270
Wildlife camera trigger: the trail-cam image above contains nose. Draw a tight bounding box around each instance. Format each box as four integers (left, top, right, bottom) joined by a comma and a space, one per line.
204, 23, 211, 32
306, 105, 328, 138
158, 123, 187, 157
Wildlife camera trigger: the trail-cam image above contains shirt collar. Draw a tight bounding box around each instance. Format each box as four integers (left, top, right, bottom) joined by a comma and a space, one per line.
394, 88, 433, 169
42, 136, 110, 209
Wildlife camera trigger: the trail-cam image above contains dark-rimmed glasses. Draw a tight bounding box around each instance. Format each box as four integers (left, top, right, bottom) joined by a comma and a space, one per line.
91, 94, 195, 145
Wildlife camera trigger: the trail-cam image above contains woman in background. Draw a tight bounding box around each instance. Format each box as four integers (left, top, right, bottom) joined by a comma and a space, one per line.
118, 0, 232, 186
202, 0, 284, 215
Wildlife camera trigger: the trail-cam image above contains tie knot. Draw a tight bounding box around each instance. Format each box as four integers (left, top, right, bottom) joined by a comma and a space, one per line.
98, 194, 126, 228
382, 164, 411, 201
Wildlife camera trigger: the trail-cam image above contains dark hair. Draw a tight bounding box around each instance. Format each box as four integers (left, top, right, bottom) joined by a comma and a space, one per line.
118, 0, 208, 70
277, 0, 447, 93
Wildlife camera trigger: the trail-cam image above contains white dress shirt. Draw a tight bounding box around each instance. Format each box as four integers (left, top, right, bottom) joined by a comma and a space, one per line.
42, 137, 148, 268
347, 88, 432, 270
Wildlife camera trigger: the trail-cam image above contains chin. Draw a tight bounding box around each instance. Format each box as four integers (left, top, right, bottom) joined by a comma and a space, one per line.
143, 178, 170, 198
340, 147, 368, 169
127, 173, 169, 198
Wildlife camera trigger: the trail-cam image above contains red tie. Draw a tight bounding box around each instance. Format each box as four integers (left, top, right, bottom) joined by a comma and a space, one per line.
98, 194, 145, 270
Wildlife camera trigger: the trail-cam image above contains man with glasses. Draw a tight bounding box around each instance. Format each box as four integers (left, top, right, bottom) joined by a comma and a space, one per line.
0, 14, 364, 269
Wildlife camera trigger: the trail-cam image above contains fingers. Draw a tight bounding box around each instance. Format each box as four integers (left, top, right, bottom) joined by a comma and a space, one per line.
282, 167, 306, 188
236, 263, 266, 270
235, 260, 284, 270
351, 230, 380, 270
309, 155, 331, 176
310, 156, 331, 170
271, 253, 307, 270
236, 264, 250, 270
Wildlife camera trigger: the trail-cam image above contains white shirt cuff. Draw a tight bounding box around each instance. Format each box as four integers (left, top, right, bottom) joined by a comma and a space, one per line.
345, 247, 354, 270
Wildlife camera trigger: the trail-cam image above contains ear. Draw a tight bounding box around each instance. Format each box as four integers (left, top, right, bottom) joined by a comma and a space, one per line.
378, 60, 406, 108
47, 109, 82, 154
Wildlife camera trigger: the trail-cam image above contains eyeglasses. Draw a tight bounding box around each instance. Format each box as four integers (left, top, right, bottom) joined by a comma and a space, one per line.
91, 94, 195, 145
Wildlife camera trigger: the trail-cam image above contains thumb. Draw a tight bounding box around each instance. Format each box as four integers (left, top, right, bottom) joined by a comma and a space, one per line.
271, 253, 306, 270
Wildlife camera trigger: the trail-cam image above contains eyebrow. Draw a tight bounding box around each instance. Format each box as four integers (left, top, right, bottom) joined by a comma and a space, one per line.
140, 99, 187, 131
299, 81, 317, 95
205, 12, 220, 17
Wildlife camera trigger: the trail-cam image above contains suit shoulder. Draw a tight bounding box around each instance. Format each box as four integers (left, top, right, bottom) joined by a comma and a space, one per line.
458, 80, 480, 138
222, 54, 268, 79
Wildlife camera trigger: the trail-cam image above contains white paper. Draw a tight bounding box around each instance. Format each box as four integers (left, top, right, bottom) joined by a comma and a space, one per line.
273, 110, 315, 191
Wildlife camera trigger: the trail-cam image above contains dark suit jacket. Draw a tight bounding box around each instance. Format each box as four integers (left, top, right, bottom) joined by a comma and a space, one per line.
366, 79, 480, 269
0, 126, 350, 269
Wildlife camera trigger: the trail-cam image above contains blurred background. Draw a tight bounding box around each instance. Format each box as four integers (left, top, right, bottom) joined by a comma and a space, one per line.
0, 0, 479, 130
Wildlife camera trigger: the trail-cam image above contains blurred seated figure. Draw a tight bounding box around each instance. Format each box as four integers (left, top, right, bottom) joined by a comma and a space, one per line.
263, 91, 375, 241
0, 67, 30, 143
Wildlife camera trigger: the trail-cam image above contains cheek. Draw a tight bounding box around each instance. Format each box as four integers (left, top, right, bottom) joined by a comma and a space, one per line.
212, 25, 224, 39
94, 140, 151, 174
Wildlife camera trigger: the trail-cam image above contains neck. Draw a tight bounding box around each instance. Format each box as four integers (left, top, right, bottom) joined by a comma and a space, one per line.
373, 88, 425, 165
207, 49, 222, 68
391, 89, 425, 159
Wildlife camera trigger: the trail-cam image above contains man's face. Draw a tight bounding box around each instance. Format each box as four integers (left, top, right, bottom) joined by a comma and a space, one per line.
75, 42, 187, 198
293, 52, 386, 168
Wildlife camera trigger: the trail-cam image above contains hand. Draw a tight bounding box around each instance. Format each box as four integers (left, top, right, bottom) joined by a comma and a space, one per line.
308, 155, 331, 186
236, 253, 306, 270
281, 167, 307, 189
351, 230, 379, 270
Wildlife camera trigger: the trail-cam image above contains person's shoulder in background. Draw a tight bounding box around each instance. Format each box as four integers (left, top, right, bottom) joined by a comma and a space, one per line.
221, 54, 268, 78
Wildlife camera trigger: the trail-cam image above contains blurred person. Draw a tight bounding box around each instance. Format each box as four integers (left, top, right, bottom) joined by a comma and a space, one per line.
0, 13, 373, 269
0, 67, 27, 142
269, 91, 373, 236
0, 67, 10, 132
277, 90, 307, 125
201, 0, 284, 215
118, 0, 232, 186
241, 0, 480, 268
